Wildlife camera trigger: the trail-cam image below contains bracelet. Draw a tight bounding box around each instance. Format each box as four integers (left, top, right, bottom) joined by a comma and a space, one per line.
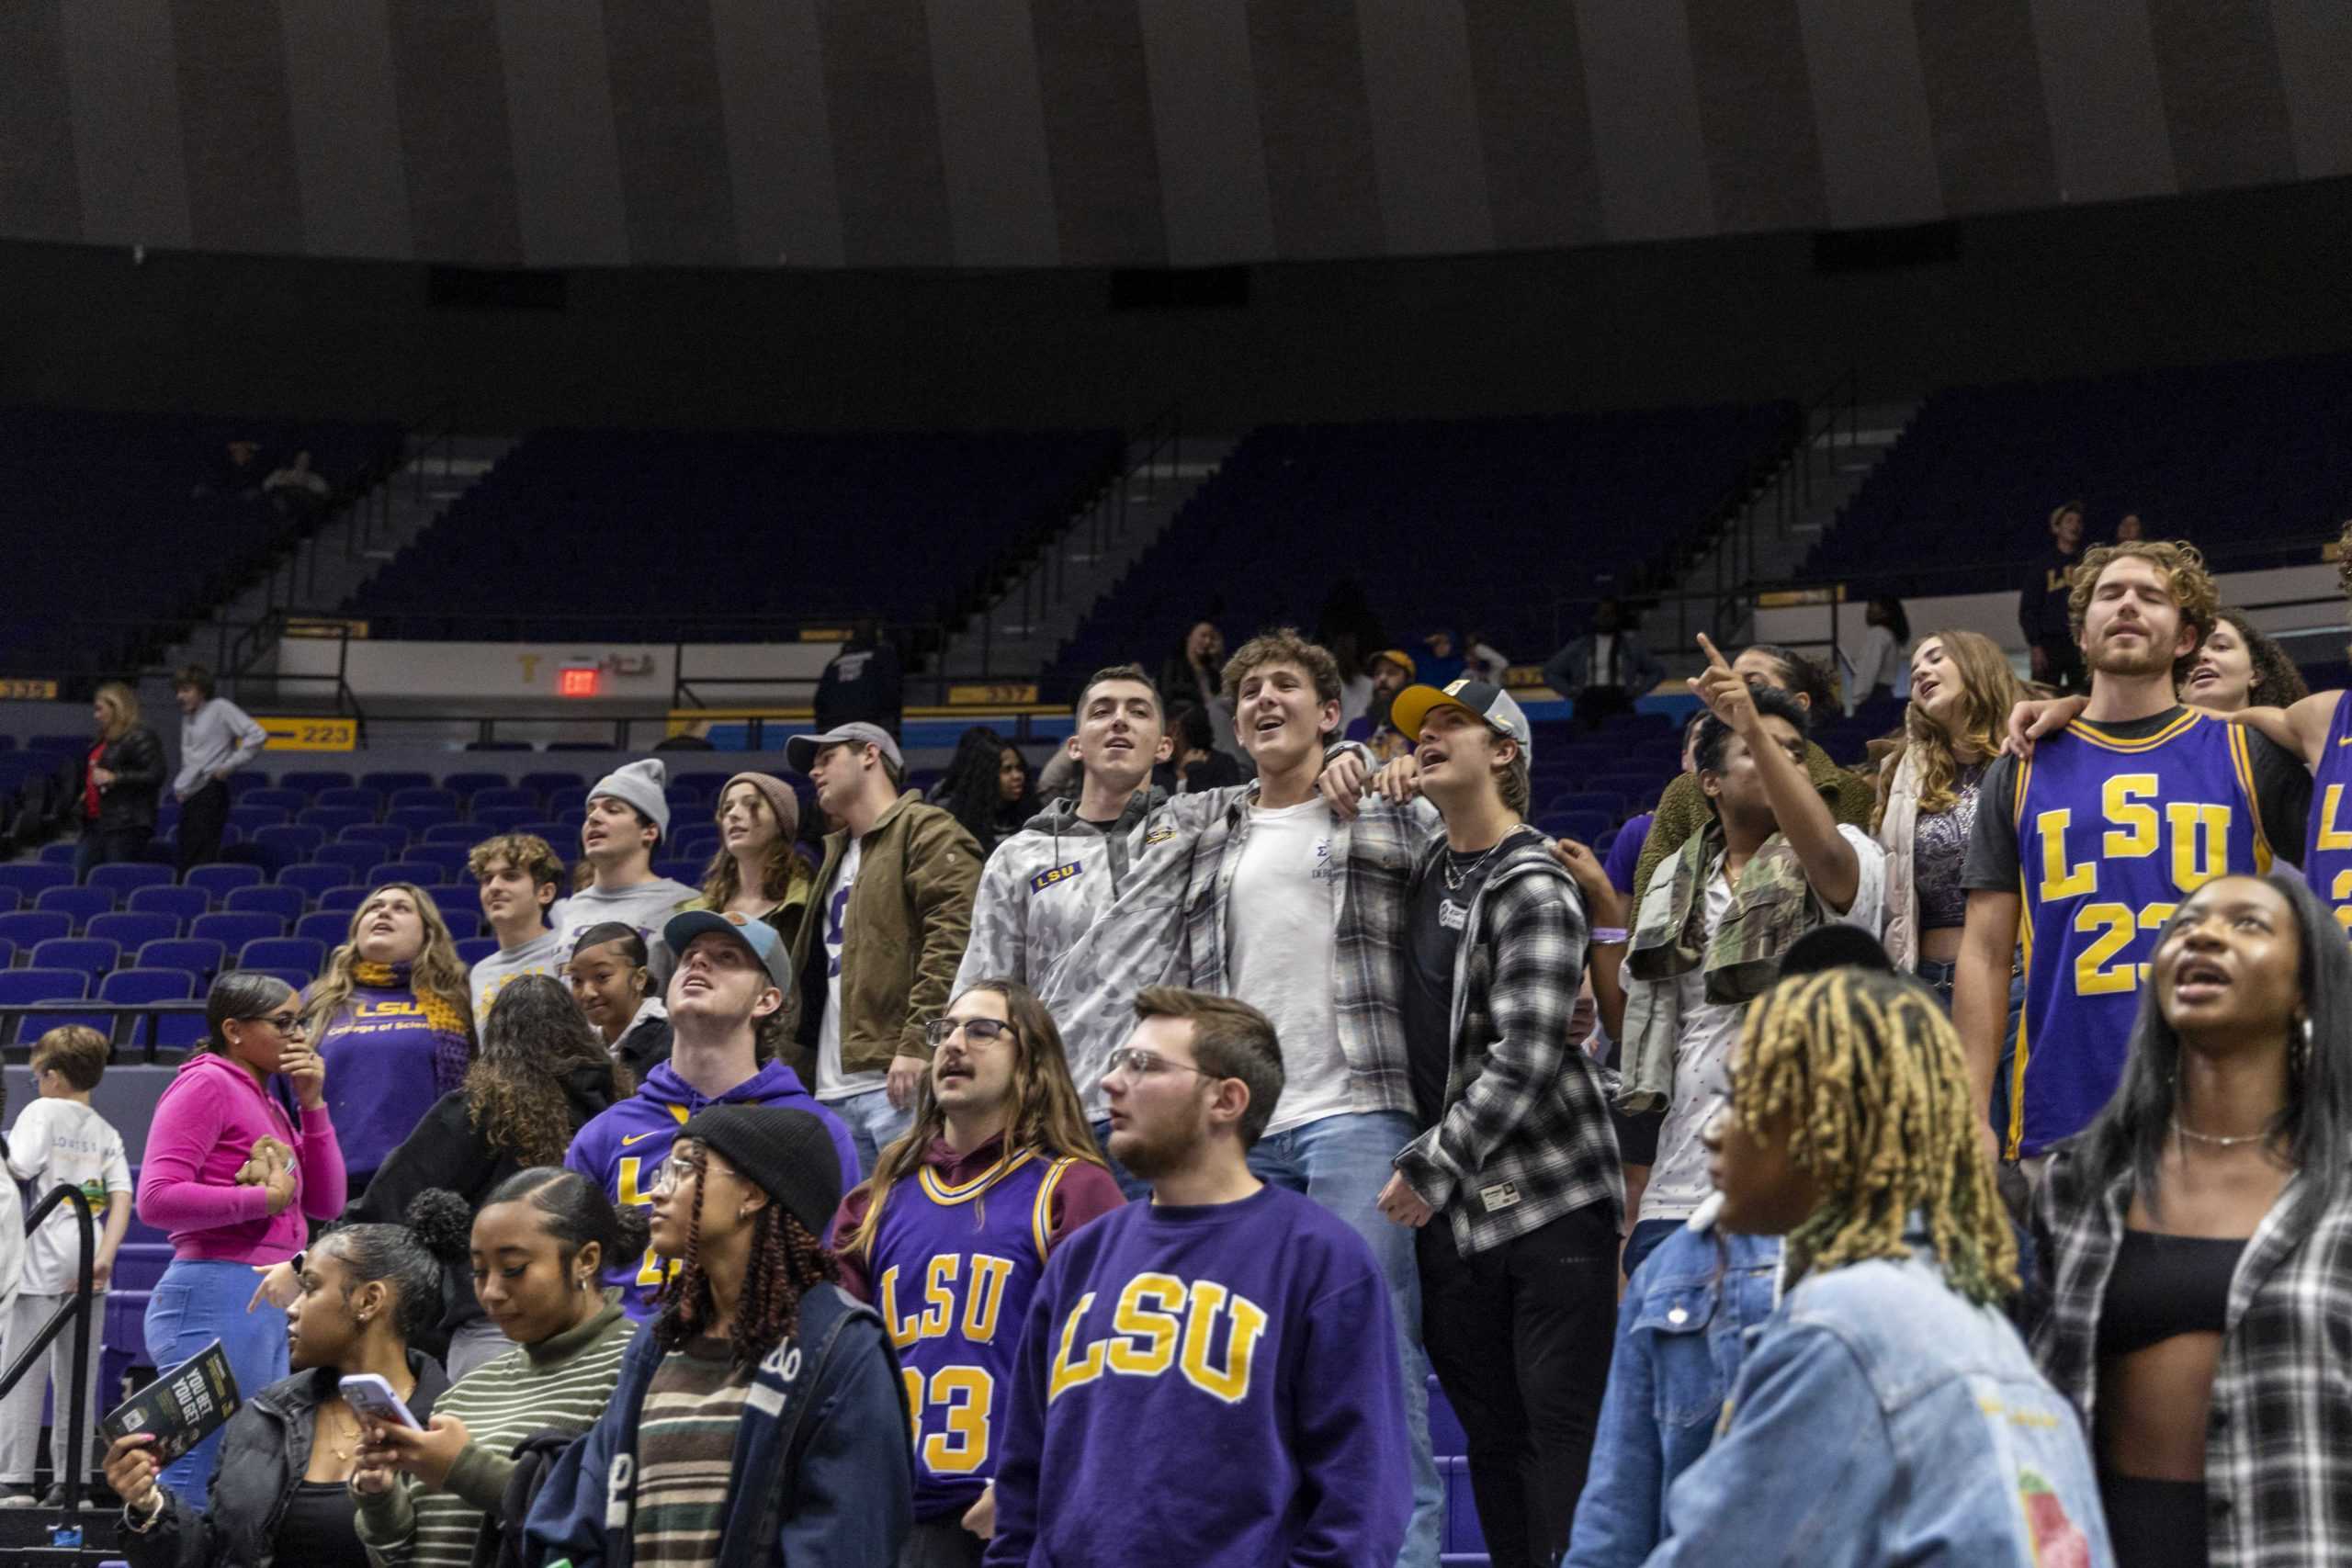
1590, 927, 1630, 947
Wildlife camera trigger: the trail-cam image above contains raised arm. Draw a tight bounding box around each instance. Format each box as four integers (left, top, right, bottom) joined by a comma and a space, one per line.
1691, 635, 1858, 912
2209, 690, 2338, 770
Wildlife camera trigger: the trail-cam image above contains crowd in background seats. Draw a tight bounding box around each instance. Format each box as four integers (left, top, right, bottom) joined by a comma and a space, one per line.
0, 524, 2342, 1567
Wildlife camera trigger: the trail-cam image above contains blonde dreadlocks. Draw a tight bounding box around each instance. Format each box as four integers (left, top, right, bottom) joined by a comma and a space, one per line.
1734, 968, 2017, 1305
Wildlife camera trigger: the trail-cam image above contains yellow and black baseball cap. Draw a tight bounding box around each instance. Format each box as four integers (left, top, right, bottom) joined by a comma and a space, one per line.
1388, 679, 1534, 764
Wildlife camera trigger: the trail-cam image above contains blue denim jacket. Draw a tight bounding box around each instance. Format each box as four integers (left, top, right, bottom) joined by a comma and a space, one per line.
1647, 1240, 2114, 1567
1566, 1225, 1780, 1568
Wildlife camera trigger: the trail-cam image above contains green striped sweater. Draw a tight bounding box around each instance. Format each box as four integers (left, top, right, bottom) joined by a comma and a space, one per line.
355, 1298, 635, 1568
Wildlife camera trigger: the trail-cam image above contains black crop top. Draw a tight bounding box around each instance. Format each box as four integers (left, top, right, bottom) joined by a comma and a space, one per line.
2097, 1229, 2246, 1359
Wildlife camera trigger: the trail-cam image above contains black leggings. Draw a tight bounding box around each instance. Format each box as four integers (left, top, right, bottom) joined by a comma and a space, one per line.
2100, 1472, 2209, 1568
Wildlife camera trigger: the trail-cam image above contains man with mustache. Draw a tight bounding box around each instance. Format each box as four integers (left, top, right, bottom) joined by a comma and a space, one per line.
1956, 541, 2308, 1172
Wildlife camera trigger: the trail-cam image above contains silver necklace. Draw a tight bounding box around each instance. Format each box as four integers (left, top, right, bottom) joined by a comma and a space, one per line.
1442, 839, 1507, 894
2171, 1116, 2268, 1148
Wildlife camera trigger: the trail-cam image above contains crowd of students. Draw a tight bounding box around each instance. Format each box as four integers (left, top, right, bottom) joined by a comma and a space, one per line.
0, 530, 2344, 1566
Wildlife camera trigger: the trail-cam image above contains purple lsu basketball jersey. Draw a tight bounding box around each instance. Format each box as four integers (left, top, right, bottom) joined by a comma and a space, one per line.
869, 1150, 1082, 1519
2012, 712, 2269, 1158
2304, 692, 2352, 938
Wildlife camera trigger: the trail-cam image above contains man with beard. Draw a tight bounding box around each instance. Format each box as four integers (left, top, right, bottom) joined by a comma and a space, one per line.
1955, 541, 2308, 1168
981, 987, 1408, 1568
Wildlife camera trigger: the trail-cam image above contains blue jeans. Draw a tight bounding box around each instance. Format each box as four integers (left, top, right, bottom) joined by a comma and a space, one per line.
829, 1087, 915, 1176
1621, 1218, 1684, 1284
1247, 1110, 1442, 1568
1086, 1118, 1153, 1202
1917, 956, 2027, 1138
143, 1258, 288, 1502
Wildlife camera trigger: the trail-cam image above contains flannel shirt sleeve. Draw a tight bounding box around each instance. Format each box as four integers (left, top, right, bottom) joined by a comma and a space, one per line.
1395, 872, 1588, 1212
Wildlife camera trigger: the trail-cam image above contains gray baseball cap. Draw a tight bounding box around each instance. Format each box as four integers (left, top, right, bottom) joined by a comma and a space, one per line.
785, 721, 902, 776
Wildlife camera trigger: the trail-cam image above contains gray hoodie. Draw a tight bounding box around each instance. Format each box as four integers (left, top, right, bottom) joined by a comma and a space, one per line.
954, 786, 1206, 1121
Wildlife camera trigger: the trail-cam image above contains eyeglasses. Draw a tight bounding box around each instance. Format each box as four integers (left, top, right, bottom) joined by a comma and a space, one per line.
649, 1150, 734, 1194
1104, 1046, 1219, 1082
924, 1017, 1016, 1048
250, 1012, 309, 1037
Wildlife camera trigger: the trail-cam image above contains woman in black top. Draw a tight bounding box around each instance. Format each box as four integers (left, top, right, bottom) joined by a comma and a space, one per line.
2030, 871, 2352, 1568
932, 727, 1035, 855
107, 1198, 463, 1568
77, 680, 166, 875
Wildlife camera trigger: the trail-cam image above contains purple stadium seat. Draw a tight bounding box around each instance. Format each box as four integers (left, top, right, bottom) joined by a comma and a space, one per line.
135, 939, 228, 986
189, 911, 286, 950
224, 885, 306, 924
0, 863, 73, 901
128, 886, 209, 924
34, 886, 114, 931
239, 937, 326, 976
295, 911, 351, 948
185, 864, 264, 900
85, 863, 176, 900
86, 911, 177, 951
28, 938, 119, 984
0, 911, 72, 951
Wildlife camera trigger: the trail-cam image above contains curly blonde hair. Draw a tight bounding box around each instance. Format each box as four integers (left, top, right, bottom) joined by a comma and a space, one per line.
2064, 539, 2218, 685
302, 883, 473, 1034
1871, 629, 2025, 832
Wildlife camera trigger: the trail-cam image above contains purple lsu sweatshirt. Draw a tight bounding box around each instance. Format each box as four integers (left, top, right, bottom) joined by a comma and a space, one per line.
983, 1184, 1409, 1568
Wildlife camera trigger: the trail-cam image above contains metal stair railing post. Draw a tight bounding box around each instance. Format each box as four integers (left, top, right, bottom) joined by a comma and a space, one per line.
0, 1184, 97, 1528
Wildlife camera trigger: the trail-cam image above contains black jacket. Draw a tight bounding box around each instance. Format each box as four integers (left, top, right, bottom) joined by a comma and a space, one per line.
346, 1065, 622, 1348
122, 1352, 450, 1568
812, 640, 903, 736
86, 724, 167, 832
2018, 547, 2082, 647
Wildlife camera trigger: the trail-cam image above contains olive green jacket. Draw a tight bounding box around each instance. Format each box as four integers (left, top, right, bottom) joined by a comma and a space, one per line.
786, 791, 983, 1077
1629, 741, 1875, 912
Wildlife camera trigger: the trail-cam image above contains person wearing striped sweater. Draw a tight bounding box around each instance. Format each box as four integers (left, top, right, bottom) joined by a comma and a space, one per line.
349, 1168, 639, 1567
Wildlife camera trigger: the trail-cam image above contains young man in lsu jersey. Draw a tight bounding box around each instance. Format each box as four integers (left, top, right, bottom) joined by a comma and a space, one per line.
1956, 542, 2309, 1164
831, 979, 1125, 1567
983, 987, 1409, 1568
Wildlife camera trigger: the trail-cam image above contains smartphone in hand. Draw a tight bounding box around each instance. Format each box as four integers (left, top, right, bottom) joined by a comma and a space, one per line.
338, 1374, 420, 1430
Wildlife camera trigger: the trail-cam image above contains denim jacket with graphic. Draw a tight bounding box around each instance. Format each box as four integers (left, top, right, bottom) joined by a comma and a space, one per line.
1646, 1237, 2113, 1568
1566, 1225, 1780, 1568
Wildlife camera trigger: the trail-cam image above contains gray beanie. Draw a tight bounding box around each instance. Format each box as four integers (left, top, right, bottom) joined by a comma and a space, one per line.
588, 757, 670, 834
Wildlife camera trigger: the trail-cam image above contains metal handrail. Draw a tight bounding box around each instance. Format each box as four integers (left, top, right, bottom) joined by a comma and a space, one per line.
0, 1184, 96, 1524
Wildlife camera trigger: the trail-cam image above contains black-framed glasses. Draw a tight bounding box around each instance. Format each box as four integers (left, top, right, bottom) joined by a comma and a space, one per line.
925, 1017, 1017, 1048
1104, 1046, 1219, 1081
249, 1011, 309, 1037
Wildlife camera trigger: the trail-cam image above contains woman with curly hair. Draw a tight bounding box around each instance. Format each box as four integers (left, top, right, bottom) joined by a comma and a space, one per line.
524, 1104, 911, 1568
2183, 608, 2308, 715
305, 884, 476, 1192
931, 728, 1035, 855
286, 976, 629, 1378
699, 773, 819, 948
1646, 969, 2111, 1565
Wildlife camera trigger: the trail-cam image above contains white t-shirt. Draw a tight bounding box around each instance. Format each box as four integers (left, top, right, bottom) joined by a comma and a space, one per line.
815, 840, 884, 1100
6, 1100, 131, 1296
1227, 801, 1354, 1135
1640, 824, 1887, 1224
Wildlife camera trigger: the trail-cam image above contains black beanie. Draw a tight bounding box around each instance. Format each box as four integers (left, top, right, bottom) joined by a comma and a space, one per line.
677, 1105, 843, 1241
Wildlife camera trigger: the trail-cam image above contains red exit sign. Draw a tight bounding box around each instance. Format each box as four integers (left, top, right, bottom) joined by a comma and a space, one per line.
558, 666, 601, 697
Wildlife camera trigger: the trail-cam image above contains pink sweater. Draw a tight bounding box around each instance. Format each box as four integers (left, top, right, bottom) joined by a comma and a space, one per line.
136, 1052, 346, 1263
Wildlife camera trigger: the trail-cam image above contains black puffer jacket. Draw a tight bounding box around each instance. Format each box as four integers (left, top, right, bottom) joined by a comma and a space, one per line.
121, 1352, 450, 1568
345, 1064, 624, 1352
85, 724, 167, 832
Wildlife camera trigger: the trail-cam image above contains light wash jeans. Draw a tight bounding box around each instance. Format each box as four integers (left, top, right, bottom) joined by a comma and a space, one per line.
142, 1258, 288, 1501
1247, 1109, 1443, 1568
829, 1086, 915, 1176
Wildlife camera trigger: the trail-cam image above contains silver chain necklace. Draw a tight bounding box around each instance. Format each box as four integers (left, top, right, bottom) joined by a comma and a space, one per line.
2171, 1116, 2268, 1148
1442, 839, 1508, 894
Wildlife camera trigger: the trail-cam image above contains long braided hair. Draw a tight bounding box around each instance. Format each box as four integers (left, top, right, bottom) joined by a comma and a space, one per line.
1734, 967, 2017, 1305
653, 1146, 839, 1367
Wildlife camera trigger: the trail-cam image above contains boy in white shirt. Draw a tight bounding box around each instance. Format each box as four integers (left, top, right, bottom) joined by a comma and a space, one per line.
0, 1027, 130, 1506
